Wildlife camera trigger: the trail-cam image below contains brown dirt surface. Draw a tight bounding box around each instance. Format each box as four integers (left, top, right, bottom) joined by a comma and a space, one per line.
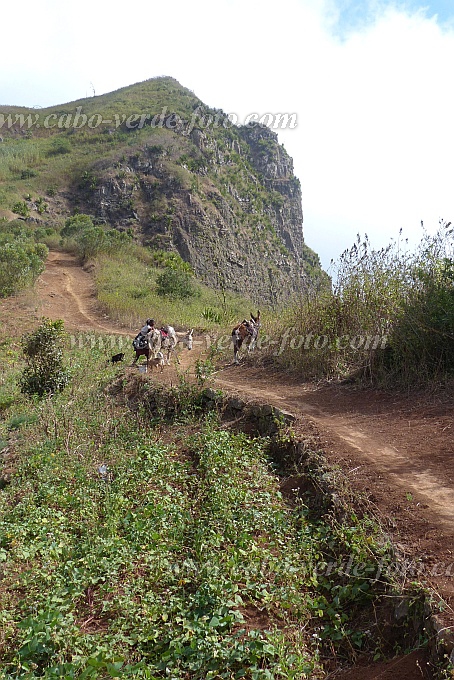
2, 250, 453, 679
215, 366, 454, 602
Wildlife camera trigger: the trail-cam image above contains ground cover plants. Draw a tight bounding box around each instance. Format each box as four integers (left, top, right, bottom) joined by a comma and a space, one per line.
0, 333, 431, 678
93, 248, 253, 331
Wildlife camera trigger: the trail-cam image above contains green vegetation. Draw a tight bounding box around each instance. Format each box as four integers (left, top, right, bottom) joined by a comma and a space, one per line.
94, 249, 253, 330
263, 222, 454, 386
60, 215, 133, 262
47, 137, 71, 157
155, 266, 198, 300
148, 249, 193, 274
12, 201, 30, 218
20, 318, 69, 397
0, 222, 48, 297
0, 338, 428, 678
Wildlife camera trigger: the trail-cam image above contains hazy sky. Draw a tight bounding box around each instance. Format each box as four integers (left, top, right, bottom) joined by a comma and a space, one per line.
2, 0, 454, 271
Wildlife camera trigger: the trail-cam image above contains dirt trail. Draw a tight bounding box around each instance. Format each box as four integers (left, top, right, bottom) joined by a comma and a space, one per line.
2, 251, 453, 677
216, 372, 454, 530
36, 251, 130, 335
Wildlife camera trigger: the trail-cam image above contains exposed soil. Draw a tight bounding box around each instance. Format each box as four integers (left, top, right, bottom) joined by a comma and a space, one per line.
1, 250, 453, 678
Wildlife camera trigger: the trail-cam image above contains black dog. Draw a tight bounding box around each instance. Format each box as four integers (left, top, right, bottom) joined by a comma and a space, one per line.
111, 352, 125, 364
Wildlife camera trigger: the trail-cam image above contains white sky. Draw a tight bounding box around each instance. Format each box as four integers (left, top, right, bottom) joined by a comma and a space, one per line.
2, 0, 454, 271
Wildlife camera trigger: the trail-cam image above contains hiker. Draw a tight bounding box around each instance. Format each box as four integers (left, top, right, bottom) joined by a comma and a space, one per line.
133, 319, 155, 350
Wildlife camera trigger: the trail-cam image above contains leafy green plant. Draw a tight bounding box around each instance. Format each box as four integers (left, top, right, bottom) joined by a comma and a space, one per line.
61, 213, 94, 238
7, 413, 37, 430
20, 168, 37, 179
12, 200, 30, 217
35, 196, 48, 215
194, 357, 216, 386
149, 248, 194, 273
156, 266, 198, 300
201, 307, 222, 324
20, 318, 70, 397
0, 236, 48, 297
0, 339, 429, 678
48, 137, 72, 156
60, 214, 133, 261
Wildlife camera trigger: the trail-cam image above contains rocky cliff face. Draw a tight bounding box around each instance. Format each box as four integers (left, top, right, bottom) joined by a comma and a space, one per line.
73, 89, 322, 304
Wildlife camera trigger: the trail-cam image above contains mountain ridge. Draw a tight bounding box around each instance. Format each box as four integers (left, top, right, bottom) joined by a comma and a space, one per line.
0, 77, 326, 303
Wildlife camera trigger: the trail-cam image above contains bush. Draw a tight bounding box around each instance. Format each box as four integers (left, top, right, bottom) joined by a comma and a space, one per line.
20, 318, 70, 397
76, 226, 132, 260
156, 266, 198, 300
61, 215, 133, 261
61, 213, 94, 238
264, 223, 454, 385
20, 168, 37, 179
150, 249, 193, 274
48, 137, 71, 156
385, 222, 454, 383
0, 237, 48, 297
12, 201, 30, 218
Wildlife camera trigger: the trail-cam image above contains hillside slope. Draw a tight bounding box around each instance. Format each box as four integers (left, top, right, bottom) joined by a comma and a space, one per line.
0, 77, 325, 303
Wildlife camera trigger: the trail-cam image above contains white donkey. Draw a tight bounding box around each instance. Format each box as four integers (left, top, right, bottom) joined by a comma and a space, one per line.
159, 327, 193, 365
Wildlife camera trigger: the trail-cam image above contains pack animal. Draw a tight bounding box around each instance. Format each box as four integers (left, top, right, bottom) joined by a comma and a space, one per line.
177, 329, 194, 351
160, 327, 194, 365
132, 328, 161, 372
159, 326, 179, 365
232, 311, 260, 365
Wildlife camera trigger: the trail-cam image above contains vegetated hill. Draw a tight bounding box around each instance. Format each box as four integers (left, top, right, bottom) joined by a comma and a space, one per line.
0, 77, 326, 303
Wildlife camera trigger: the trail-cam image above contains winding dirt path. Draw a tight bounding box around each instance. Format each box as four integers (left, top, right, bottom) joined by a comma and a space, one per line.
36, 251, 130, 334
1, 250, 453, 677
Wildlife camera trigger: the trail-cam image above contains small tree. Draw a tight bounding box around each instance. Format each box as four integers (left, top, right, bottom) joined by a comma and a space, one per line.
0, 239, 48, 297
20, 319, 70, 397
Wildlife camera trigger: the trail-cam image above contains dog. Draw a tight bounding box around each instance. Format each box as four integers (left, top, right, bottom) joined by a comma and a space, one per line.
111, 352, 125, 364
148, 351, 165, 372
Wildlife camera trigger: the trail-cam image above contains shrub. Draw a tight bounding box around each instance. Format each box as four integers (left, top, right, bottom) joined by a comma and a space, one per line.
7, 413, 37, 430
12, 201, 30, 218
75, 226, 132, 261
150, 249, 193, 273
201, 307, 222, 324
35, 197, 48, 215
0, 238, 48, 297
61, 215, 133, 261
384, 221, 454, 382
263, 223, 454, 385
20, 318, 70, 397
20, 168, 37, 179
156, 266, 198, 300
61, 213, 94, 238
48, 137, 71, 156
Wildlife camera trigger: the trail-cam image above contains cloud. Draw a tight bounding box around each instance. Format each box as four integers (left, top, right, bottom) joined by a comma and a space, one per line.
1, 0, 454, 269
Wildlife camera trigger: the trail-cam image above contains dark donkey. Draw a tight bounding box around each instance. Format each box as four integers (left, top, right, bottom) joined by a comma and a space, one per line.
132, 328, 161, 372
232, 311, 260, 365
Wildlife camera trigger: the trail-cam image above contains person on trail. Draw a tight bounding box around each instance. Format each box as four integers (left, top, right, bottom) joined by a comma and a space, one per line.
140, 319, 155, 336
133, 319, 155, 350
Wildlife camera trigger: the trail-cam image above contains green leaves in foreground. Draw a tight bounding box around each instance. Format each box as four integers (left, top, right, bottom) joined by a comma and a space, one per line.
0, 353, 404, 678
0, 414, 322, 678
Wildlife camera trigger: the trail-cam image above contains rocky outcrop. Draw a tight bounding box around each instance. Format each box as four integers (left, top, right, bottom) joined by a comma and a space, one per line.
74, 89, 324, 303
